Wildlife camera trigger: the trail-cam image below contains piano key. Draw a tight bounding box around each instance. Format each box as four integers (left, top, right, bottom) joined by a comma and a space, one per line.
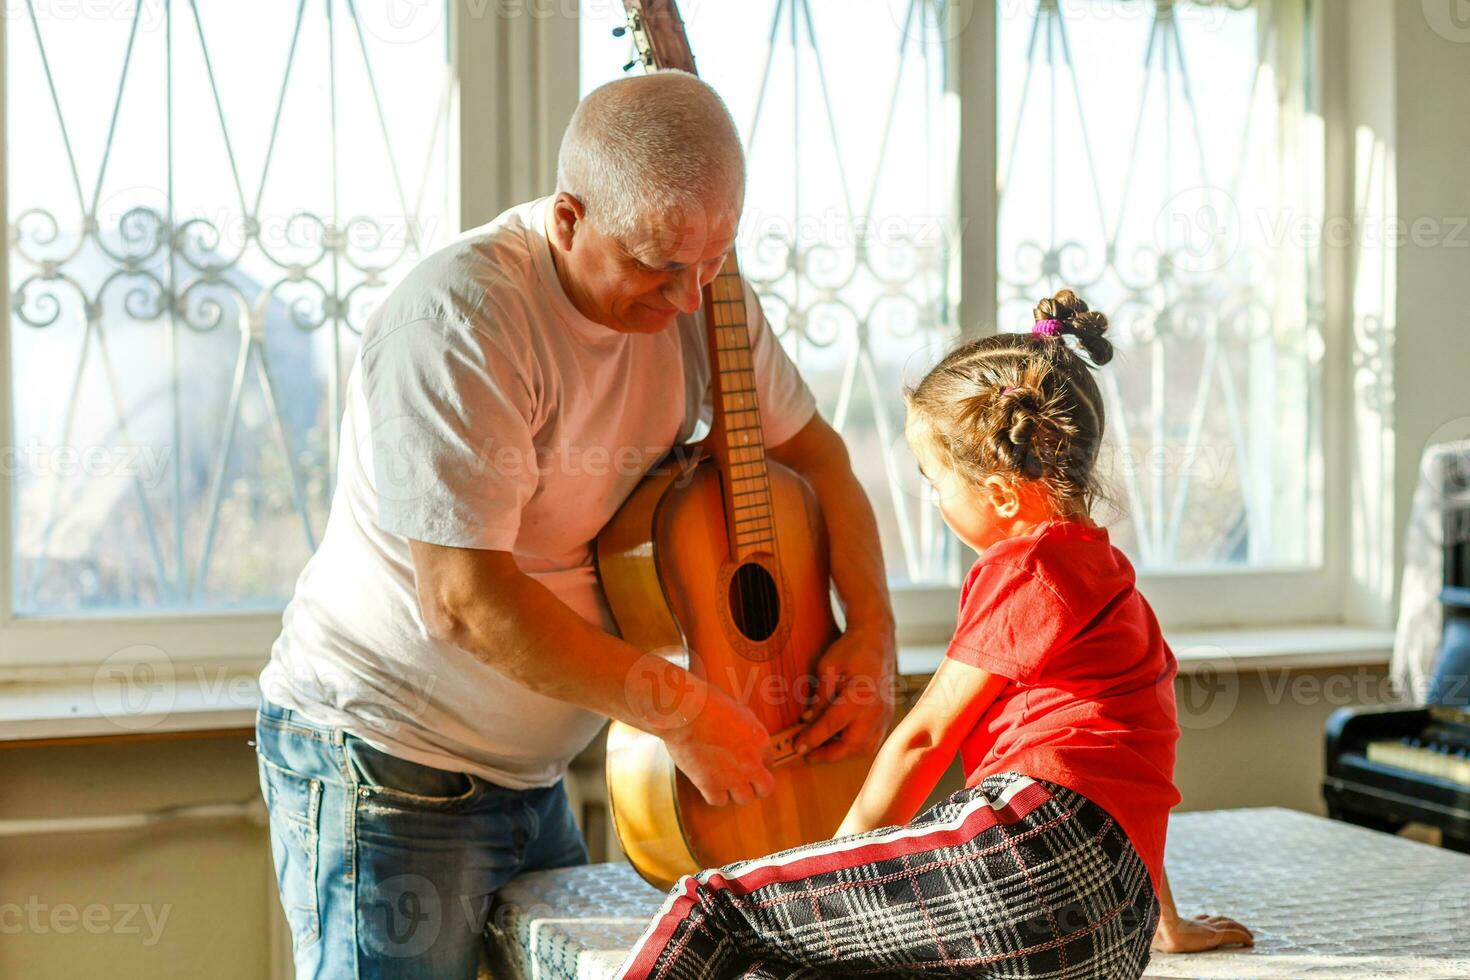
1366, 738, 1470, 788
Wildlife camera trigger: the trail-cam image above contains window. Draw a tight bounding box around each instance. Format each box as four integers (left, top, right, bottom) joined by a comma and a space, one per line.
5, 1, 453, 619
582, 0, 1328, 631
583, 0, 967, 591
997, 0, 1322, 571
0, 0, 1350, 669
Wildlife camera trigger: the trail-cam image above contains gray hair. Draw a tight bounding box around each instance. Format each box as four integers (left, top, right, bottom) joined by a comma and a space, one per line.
555, 69, 745, 241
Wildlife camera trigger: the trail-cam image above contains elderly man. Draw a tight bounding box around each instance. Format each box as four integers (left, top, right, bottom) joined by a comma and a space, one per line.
255, 70, 895, 978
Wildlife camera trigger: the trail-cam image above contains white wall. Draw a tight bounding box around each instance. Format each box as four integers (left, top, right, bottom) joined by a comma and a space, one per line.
1389, 1, 1470, 576
0, 736, 270, 979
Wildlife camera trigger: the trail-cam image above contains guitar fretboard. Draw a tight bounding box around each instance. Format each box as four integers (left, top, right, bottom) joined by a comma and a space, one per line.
708, 257, 774, 560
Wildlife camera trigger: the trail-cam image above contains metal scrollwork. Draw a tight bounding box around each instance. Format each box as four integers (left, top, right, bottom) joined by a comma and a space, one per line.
996, 0, 1318, 566
9, 0, 448, 610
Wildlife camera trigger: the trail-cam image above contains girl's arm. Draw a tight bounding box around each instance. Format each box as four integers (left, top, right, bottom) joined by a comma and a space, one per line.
834, 657, 1008, 836
1150, 865, 1255, 952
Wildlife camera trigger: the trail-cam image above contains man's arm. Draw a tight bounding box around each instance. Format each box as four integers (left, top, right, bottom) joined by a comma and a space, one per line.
408, 541, 776, 806
767, 413, 897, 762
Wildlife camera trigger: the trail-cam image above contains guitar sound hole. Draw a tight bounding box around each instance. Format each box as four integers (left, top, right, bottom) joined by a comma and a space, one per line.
729, 562, 781, 643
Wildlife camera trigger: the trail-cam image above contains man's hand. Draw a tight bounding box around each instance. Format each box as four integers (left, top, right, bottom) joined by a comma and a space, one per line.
1151, 912, 1254, 953
767, 414, 897, 766
663, 684, 777, 807
794, 625, 896, 764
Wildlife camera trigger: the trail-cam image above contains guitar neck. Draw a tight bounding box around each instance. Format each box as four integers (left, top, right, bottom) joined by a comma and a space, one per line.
705, 256, 774, 561
621, 0, 775, 560
620, 0, 697, 73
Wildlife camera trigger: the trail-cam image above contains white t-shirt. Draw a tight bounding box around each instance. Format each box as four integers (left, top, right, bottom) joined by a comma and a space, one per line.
258, 197, 818, 788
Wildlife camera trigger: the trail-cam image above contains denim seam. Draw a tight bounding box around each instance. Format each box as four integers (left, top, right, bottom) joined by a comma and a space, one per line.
353, 780, 481, 810
258, 752, 351, 793
334, 737, 358, 886
305, 776, 322, 947
258, 712, 339, 744
261, 754, 323, 949
350, 806, 361, 980
341, 736, 482, 809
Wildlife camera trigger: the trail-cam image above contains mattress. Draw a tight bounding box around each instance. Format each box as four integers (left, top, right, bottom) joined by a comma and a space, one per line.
1144, 807, 1470, 978
484, 861, 664, 979
483, 806, 1470, 979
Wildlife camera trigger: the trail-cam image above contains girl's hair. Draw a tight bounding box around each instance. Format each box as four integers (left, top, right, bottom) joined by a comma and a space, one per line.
904, 288, 1113, 516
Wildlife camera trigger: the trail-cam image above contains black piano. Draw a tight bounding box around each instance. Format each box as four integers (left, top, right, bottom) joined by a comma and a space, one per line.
1323, 471, 1470, 852
1324, 702, 1470, 851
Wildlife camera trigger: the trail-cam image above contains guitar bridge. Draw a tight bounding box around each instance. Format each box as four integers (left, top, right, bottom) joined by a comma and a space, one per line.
769, 723, 806, 768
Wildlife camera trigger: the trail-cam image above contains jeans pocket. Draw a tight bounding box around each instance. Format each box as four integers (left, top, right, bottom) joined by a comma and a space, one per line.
343, 734, 478, 809
259, 755, 323, 951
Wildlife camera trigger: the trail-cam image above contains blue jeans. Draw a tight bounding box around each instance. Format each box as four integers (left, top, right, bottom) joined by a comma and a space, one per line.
256, 697, 589, 979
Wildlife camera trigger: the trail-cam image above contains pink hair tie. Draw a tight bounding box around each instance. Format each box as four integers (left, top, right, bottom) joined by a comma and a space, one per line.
1001, 386, 1018, 396
1032, 318, 1062, 337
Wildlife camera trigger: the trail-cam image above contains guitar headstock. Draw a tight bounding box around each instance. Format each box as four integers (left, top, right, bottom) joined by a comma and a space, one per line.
618, 0, 698, 75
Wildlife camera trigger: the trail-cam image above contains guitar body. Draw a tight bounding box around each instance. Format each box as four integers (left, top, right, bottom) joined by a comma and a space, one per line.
598, 452, 875, 890
595, 0, 882, 891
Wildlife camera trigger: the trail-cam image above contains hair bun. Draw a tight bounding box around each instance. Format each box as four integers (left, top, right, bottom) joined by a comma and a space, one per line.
994, 382, 1051, 478
1033, 288, 1114, 366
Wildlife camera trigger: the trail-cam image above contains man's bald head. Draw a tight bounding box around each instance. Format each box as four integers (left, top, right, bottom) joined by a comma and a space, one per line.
555, 70, 745, 241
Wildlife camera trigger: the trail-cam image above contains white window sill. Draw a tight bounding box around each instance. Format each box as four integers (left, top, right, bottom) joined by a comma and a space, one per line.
0, 660, 262, 743
895, 624, 1395, 678
0, 625, 1395, 744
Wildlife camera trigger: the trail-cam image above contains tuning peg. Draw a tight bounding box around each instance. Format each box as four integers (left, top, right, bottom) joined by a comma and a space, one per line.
612, 25, 627, 37
623, 59, 637, 71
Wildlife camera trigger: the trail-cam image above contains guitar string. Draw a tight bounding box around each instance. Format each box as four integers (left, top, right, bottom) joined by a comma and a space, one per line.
738, 269, 790, 715
715, 260, 812, 731
630, 5, 809, 786
716, 266, 786, 725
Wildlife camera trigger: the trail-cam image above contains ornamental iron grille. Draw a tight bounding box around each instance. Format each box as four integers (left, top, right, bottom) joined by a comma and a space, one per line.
588, 0, 1322, 585
585, 0, 966, 588
997, 0, 1322, 569
7, 0, 453, 614
9, 0, 1324, 620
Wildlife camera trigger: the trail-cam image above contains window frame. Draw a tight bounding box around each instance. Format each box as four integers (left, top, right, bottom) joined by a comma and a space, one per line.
0, 0, 1383, 673
0, 1, 540, 670
917, 0, 1362, 638
578, 0, 1362, 640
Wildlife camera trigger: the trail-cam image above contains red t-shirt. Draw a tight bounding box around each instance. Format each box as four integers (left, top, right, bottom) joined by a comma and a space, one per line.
944, 519, 1181, 895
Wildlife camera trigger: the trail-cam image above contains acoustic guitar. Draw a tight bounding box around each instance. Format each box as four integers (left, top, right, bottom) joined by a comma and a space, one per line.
595, 0, 879, 891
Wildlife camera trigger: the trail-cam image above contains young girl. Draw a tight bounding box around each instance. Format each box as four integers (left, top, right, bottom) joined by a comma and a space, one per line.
615, 289, 1252, 979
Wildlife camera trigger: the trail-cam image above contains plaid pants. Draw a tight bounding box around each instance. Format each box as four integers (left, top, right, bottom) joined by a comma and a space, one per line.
615, 771, 1160, 979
